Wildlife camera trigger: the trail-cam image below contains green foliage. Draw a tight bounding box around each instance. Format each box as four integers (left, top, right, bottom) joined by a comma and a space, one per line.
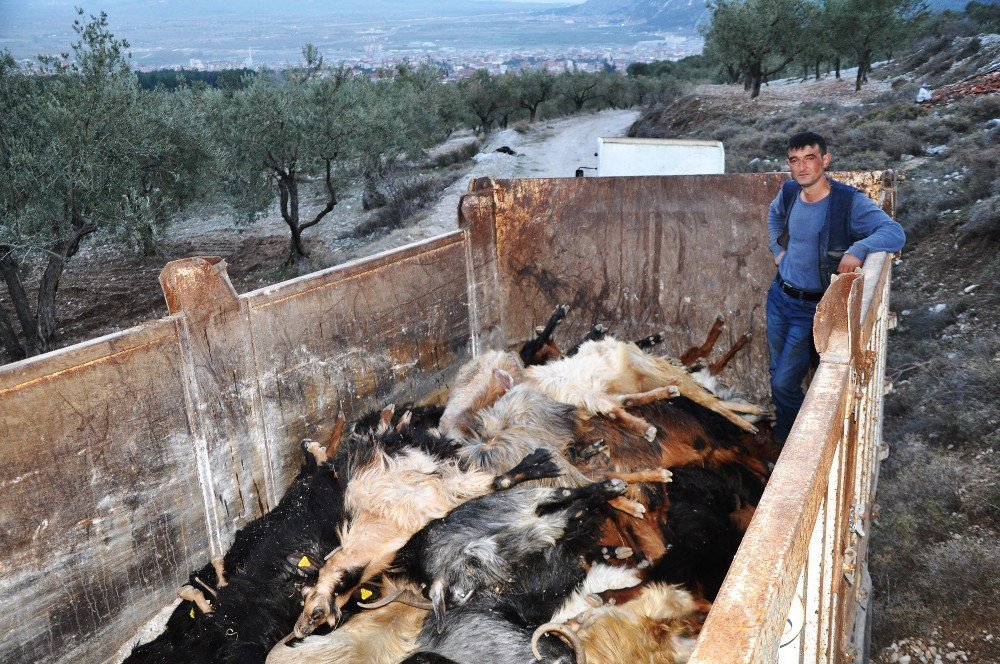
625, 55, 716, 83
136, 68, 255, 91
702, 0, 806, 97
0, 10, 211, 357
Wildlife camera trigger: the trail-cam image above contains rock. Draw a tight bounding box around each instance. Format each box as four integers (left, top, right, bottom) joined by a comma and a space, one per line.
902, 154, 915, 162
917, 87, 933, 102
749, 157, 761, 165
986, 118, 1000, 129
899, 656, 911, 664
929, 303, 947, 314
927, 144, 948, 155
964, 284, 979, 293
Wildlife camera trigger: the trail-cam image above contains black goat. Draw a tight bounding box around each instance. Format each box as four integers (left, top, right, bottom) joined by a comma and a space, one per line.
394, 479, 626, 663
124, 439, 344, 664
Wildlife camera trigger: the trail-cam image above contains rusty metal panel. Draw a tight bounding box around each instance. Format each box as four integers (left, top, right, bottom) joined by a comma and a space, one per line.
0, 319, 210, 664
466, 172, 895, 402
243, 232, 471, 489
160, 257, 273, 541
688, 252, 894, 664
483, 174, 783, 400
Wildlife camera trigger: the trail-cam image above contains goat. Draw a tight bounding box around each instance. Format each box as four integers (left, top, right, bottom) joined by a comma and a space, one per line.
266, 576, 429, 664
456, 382, 670, 518
395, 479, 627, 663
124, 437, 345, 664
294, 413, 561, 638
533, 582, 702, 664
527, 336, 756, 434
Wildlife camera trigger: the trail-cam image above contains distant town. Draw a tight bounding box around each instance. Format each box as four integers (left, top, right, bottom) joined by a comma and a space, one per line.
11, 34, 703, 78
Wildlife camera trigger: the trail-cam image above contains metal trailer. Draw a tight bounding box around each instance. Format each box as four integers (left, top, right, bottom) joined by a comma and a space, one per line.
0, 171, 898, 664
597, 137, 726, 176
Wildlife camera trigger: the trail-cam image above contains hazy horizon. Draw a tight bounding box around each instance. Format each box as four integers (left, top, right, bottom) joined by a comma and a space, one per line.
0, 0, 701, 70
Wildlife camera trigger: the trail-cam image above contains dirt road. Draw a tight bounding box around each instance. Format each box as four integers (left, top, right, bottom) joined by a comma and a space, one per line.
359, 108, 640, 255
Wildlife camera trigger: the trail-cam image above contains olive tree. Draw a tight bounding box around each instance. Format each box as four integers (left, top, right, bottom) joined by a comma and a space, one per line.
0, 11, 207, 360
703, 0, 805, 98
209, 47, 355, 264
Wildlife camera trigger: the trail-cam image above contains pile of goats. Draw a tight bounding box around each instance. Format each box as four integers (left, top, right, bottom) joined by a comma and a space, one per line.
125, 308, 776, 664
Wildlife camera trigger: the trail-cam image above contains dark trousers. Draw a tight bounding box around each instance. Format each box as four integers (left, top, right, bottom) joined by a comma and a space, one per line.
766, 277, 819, 445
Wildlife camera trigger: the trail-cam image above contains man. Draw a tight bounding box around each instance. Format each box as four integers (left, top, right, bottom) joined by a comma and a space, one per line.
766, 131, 905, 445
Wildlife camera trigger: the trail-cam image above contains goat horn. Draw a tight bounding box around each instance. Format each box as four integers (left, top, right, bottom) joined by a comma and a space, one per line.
395, 410, 413, 431
377, 405, 396, 432
191, 575, 217, 598
531, 622, 586, 663
430, 579, 447, 634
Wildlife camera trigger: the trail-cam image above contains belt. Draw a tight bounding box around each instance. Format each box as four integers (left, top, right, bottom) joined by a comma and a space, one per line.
776, 276, 824, 302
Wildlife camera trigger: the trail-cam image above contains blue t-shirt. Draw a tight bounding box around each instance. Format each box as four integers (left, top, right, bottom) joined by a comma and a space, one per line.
767, 185, 907, 292
777, 196, 829, 291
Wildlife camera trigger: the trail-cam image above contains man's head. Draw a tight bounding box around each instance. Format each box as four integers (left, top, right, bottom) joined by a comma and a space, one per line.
786, 131, 831, 189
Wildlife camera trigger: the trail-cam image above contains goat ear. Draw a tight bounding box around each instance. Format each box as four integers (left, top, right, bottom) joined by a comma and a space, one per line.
429, 579, 446, 634
493, 369, 514, 391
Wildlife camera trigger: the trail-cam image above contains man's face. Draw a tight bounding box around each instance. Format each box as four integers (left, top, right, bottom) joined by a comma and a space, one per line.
787, 145, 831, 188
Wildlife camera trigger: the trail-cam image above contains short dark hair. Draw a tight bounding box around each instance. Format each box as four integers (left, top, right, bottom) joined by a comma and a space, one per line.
787, 131, 827, 155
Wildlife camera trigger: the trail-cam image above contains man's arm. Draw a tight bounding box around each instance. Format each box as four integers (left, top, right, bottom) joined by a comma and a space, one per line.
844, 194, 906, 267
767, 193, 786, 265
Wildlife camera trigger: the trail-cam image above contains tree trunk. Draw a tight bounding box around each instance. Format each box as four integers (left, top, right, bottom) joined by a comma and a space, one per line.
285, 227, 309, 266
835, 57, 841, 79
0, 247, 39, 356
750, 62, 763, 98
35, 220, 94, 354
529, 106, 538, 122
815, 59, 821, 81
0, 306, 25, 360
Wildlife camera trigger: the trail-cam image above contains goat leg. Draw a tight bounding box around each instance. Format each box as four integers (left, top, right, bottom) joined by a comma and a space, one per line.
571, 438, 608, 463
680, 315, 725, 366
303, 439, 328, 465
537, 478, 628, 516
634, 331, 665, 350
492, 448, 562, 489
608, 496, 646, 519
520, 304, 569, 366
211, 555, 227, 588
709, 332, 752, 375
618, 385, 680, 408
716, 399, 767, 415
604, 468, 672, 484
327, 412, 347, 457
607, 406, 658, 442
177, 585, 214, 615
567, 323, 608, 356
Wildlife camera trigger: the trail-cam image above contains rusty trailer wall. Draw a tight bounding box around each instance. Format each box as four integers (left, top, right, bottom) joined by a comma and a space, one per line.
0, 233, 473, 664
0, 172, 896, 664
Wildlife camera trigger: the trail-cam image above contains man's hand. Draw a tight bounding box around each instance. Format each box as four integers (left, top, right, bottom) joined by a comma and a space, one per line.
775, 251, 785, 266
838, 253, 863, 273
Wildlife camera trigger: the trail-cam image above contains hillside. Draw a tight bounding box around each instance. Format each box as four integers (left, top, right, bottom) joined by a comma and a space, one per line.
629, 33, 1000, 663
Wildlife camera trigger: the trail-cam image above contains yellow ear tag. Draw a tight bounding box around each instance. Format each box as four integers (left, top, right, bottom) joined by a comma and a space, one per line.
359, 588, 373, 601
190, 608, 196, 619
297, 555, 311, 568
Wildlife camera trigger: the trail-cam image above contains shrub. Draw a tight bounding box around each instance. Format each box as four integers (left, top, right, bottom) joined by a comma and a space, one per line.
960, 195, 1000, 242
